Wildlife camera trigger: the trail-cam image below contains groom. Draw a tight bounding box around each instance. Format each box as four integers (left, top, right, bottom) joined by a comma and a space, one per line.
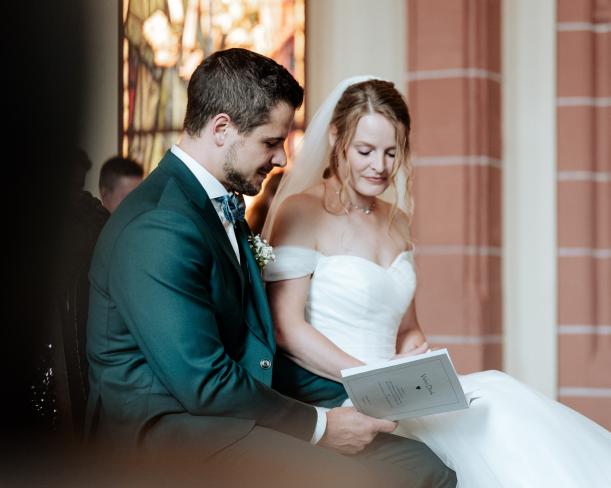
85, 48, 455, 486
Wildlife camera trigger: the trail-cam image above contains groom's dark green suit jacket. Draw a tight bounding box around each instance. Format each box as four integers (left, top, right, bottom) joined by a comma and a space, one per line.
85, 151, 316, 455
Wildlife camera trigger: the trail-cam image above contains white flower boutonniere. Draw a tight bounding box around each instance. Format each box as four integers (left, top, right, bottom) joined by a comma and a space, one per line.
247, 234, 275, 270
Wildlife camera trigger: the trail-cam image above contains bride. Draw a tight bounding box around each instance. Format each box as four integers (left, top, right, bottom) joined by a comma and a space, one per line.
261, 76, 611, 487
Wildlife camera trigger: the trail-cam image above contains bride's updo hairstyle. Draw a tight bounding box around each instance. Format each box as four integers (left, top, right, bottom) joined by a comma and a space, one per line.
324, 79, 413, 225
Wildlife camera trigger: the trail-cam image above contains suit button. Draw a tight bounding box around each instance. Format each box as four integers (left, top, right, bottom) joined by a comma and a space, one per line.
259, 359, 272, 369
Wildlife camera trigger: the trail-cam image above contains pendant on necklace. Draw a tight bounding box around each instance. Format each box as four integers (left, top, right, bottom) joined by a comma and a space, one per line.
351, 201, 376, 214
335, 189, 376, 214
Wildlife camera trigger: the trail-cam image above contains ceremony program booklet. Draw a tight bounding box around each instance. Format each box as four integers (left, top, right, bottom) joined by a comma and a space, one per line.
340, 348, 469, 421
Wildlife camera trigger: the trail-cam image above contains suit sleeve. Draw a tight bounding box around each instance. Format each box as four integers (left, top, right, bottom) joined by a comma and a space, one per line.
108, 208, 317, 441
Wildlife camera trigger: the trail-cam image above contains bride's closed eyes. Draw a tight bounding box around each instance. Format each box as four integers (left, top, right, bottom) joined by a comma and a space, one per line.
354, 143, 396, 157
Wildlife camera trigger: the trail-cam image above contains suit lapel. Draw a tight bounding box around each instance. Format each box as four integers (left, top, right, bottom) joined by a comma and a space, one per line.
156, 151, 271, 346
235, 221, 275, 350
156, 151, 244, 283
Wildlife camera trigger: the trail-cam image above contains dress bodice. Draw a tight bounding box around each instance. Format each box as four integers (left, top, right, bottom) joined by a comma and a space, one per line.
264, 246, 416, 363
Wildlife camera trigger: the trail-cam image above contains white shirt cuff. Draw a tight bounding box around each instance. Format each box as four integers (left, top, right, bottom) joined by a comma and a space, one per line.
310, 406, 329, 444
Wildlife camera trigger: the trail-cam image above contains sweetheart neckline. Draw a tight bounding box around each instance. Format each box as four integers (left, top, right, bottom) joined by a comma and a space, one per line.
271, 245, 413, 272
317, 250, 411, 271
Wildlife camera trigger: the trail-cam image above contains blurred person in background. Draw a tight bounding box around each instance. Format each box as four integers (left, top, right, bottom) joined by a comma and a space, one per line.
98, 156, 143, 213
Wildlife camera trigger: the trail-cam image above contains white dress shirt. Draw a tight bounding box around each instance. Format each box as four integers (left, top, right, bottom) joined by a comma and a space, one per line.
170, 145, 327, 444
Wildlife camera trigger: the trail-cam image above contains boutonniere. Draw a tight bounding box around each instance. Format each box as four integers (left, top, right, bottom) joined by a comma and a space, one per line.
247, 234, 275, 270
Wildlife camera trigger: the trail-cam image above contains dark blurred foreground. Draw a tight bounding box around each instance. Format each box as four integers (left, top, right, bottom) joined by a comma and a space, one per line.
0, 440, 389, 488
3, 2, 89, 442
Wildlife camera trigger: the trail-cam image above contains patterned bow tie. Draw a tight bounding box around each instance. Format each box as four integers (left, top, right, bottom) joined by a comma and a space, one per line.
213, 193, 246, 225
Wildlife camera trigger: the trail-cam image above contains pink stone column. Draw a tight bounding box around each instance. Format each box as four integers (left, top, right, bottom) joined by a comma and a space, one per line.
556, 0, 611, 429
407, 0, 502, 372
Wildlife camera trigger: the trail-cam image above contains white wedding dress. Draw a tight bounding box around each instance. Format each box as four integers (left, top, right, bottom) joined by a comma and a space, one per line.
264, 246, 611, 488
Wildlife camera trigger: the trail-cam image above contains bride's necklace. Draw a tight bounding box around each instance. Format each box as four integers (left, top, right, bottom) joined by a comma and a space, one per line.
350, 200, 376, 215
335, 190, 376, 215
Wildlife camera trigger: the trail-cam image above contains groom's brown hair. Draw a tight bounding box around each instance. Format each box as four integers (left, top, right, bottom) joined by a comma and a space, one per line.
183, 48, 303, 136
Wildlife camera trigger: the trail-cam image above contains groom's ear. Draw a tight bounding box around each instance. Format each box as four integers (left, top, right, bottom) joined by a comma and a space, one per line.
211, 113, 233, 146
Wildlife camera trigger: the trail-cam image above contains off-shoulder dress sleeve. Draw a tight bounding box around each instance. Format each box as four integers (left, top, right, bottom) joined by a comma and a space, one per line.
263, 246, 321, 282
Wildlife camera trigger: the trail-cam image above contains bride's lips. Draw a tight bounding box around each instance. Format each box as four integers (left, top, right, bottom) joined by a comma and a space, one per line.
363, 176, 387, 184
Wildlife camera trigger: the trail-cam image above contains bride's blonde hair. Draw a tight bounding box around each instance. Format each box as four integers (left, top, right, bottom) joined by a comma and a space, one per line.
324, 79, 414, 233
262, 76, 414, 243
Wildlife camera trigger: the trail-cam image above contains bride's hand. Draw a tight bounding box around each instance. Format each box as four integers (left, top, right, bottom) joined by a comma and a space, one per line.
392, 341, 429, 360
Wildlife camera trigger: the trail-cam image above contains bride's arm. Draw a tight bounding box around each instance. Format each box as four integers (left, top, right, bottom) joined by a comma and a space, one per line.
267, 277, 365, 381
391, 210, 429, 356
395, 300, 429, 355
266, 192, 364, 380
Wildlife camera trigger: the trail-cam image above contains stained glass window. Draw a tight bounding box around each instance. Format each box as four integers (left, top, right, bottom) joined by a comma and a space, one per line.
120, 0, 306, 174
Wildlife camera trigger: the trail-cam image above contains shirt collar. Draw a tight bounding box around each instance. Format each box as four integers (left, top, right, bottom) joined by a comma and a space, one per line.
170, 144, 228, 200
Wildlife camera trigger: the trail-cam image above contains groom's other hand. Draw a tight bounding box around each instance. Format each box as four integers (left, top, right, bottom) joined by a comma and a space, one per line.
320, 407, 397, 455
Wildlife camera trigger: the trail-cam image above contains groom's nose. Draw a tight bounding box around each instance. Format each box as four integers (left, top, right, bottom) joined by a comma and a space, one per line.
271, 147, 288, 167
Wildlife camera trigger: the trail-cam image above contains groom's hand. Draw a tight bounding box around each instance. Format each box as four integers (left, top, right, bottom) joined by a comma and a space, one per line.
319, 407, 397, 455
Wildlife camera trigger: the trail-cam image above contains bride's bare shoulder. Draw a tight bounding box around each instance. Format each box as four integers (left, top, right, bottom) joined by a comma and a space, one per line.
270, 184, 325, 246
376, 201, 413, 250
279, 184, 326, 217
390, 206, 414, 250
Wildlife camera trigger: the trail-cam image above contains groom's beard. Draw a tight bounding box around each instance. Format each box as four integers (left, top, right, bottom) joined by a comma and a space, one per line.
222, 142, 261, 196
